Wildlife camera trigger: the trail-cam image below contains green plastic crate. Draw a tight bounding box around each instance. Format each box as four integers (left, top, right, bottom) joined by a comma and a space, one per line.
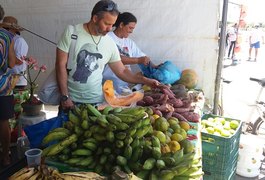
203, 159, 237, 180
203, 150, 238, 174
201, 114, 242, 157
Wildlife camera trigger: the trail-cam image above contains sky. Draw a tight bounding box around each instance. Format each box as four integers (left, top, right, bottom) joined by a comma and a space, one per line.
228, 0, 265, 23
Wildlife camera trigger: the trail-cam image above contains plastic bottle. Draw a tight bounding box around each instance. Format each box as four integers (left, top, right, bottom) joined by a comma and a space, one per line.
131, 84, 142, 92
17, 136, 30, 159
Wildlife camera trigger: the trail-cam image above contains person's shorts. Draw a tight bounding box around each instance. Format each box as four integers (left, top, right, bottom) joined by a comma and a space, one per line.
0, 95, 15, 120
250, 41, 260, 48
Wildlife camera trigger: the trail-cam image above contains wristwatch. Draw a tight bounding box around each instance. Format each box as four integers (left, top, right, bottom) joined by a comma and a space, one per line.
60, 95, 69, 102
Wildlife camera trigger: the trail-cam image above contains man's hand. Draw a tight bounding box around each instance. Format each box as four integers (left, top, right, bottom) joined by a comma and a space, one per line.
260, 78, 265, 87
61, 99, 75, 110
138, 56, 151, 66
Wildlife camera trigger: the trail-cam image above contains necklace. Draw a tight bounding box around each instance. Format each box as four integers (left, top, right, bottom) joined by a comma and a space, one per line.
87, 23, 102, 51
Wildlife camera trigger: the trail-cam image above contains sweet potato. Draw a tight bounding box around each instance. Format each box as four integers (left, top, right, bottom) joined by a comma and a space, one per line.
180, 112, 200, 122
136, 100, 146, 106
172, 112, 188, 122
163, 111, 173, 119
143, 96, 154, 105
167, 98, 183, 108
155, 104, 174, 113
174, 107, 191, 113
153, 109, 162, 116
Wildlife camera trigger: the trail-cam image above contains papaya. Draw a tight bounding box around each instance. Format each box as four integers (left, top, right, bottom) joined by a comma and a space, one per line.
178, 69, 198, 89
103, 80, 144, 106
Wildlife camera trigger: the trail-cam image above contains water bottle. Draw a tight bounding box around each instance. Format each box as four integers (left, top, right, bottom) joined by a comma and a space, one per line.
17, 136, 30, 159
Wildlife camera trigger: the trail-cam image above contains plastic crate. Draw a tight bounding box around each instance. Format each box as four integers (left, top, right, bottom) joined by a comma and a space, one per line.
203, 166, 236, 180
203, 150, 238, 174
201, 114, 242, 157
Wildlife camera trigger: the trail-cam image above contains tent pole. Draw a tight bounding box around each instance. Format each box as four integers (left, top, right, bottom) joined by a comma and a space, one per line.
213, 0, 228, 114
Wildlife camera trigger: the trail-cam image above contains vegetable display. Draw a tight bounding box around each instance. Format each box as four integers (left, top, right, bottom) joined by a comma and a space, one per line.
41, 105, 203, 179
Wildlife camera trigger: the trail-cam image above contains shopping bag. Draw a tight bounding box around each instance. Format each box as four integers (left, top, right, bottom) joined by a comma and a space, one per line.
38, 69, 60, 105
138, 60, 181, 84
24, 112, 68, 148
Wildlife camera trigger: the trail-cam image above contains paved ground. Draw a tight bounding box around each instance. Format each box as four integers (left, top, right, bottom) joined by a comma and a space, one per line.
222, 40, 265, 179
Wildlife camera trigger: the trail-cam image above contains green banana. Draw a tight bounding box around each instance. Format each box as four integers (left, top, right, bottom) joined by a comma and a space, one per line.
71, 149, 92, 156
123, 145, 132, 160
156, 159, 166, 169
72, 105, 81, 116
131, 137, 140, 150
83, 141, 97, 151
86, 104, 101, 117
42, 131, 70, 145
115, 122, 129, 130
106, 114, 122, 124
102, 106, 113, 115
81, 108, 89, 120
143, 158, 156, 170
74, 126, 84, 136
116, 155, 127, 166
81, 119, 90, 130
58, 154, 69, 161
133, 125, 151, 138
99, 154, 108, 164
93, 133, 107, 141
48, 127, 71, 135
83, 137, 97, 144
96, 115, 109, 128
68, 111, 80, 125
131, 146, 143, 162
42, 143, 57, 157
114, 113, 136, 123
152, 147, 162, 159
112, 107, 123, 113
106, 131, 115, 142
160, 170, 176, 180
124, 136, 133, 145
115, 132, 127, 140
152, 135, 161, 148
76, 157, 94, 167
115, 140, 124, 148
65, 157, 83, 165
47, 134, 78, 156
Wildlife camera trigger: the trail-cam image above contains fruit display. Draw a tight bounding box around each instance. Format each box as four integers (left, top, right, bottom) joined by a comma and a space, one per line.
201, 116, 240, 137
41, 105, 203, 179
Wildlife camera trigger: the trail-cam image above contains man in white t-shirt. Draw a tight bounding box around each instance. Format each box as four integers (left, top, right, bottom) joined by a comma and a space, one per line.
248, 25, 264, 62
103, 12, 157, 94
2, 16, 29, 89
56, 0, 160, 110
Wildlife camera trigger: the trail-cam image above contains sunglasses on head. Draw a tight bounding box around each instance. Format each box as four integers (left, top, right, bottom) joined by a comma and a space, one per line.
102, 1, 118, 12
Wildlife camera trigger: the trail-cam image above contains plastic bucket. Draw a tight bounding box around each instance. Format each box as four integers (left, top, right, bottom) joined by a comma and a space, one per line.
236, 134, 264, 178
25, 148, 42, 167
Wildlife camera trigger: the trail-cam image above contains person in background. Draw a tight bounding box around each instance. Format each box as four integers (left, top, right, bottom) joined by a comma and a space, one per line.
2, 16, 29, 119
0, 5, 19, 167
248, 24, 264, 62
103, 12, 157, 94
56, 0, 160, 111
2, 16, 29, 90
227, 23, 237, 59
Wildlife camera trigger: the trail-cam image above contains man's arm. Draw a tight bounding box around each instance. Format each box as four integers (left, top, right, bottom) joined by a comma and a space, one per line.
121, 55, 150, 66
109, 61, 160, 87
56, 48, 75, 109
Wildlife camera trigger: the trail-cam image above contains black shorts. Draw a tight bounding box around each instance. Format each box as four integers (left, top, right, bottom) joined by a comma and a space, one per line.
0, 95, 15, 120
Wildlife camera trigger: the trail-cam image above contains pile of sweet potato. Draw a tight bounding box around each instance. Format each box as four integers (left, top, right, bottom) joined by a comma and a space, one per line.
137, 84, 201, 122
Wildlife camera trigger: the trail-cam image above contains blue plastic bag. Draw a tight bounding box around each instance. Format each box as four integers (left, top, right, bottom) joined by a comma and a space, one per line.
138, 60, 181, 84
24, 112, 68, 148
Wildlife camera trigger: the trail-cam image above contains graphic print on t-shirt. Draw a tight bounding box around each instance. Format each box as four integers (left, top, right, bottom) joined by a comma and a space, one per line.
117, 45, 130, 57
72, 44, 103, 83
